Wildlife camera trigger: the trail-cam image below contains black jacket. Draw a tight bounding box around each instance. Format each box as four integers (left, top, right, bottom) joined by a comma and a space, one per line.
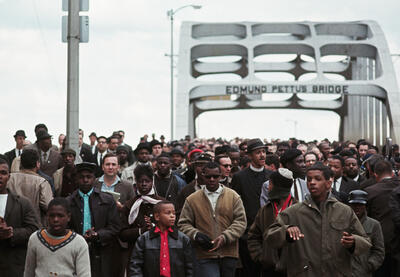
129, 226, 193, 277
389, 186, 400, 276
365, 177, 400, 255
0, 190, 39, 277
332, 175, 360, 203
231, 167, 272, 230
67, 187, 121, 277
4, 148, 17, 167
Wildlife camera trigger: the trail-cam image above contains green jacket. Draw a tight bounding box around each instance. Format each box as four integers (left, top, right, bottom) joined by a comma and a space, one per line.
266, 194, 371, 277
248, 198, 296, 271
351, 215, 385, 277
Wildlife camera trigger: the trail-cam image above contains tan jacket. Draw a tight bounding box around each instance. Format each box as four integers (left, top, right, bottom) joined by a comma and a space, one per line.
178, 185, 247, 259
53, 167, 64, 197
266, 195, 371, 277
7, 170, 53, 226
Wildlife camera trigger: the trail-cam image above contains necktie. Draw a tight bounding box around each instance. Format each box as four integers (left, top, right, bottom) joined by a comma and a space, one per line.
82, 194, 92, 234
294, 180, 299, 201
18, 149, 21, 156
100, 153, 103, 165
43, 152, 47, 163
333, 180, 337, 191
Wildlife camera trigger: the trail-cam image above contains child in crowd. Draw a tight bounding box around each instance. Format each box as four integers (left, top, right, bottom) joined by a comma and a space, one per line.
129, 200, 193, 277
24, 198, 91, 277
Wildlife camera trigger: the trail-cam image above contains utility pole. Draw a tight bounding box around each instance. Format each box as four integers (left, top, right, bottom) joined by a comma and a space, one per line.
66, 0, 80, 153
169, 9, 174, 140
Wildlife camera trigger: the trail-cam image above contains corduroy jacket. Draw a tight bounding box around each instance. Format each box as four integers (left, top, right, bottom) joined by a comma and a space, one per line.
178, 185, 247, 259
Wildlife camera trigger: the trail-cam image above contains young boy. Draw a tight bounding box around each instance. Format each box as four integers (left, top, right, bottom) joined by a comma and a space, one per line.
129, 200, 193, 277
24, 198, 91, 277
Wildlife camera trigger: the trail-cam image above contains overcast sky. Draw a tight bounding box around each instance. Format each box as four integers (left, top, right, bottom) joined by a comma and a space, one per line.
1, 0, 399, 152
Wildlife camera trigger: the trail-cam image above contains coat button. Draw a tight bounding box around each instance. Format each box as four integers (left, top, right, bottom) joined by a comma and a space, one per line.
304, 265, 309, 270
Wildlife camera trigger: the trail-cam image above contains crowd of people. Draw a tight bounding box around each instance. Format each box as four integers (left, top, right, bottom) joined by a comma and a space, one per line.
1, 123, 400, 276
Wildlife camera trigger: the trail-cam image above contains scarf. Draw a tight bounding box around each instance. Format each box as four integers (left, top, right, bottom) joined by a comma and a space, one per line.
128, 187, 161, 225
273, 194, 293, 218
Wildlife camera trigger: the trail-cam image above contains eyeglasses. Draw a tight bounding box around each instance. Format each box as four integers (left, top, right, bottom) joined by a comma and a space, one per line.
204, 174, 220, 179
221, 164, 232, 168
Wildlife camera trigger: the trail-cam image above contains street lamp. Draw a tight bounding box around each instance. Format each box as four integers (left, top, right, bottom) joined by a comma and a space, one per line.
167, 4, 202, 140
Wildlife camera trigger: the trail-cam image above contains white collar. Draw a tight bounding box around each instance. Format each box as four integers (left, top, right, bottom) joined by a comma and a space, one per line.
204, 185, 223, 195
250, 164, 264, 172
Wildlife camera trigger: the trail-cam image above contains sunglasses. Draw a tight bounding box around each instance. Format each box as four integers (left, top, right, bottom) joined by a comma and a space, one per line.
204, 174, 220, 179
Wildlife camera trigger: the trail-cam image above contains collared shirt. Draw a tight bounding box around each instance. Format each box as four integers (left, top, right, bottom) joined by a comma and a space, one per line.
97, 151, 107, 165
79, 188, 93, 234
154, 226, 173, 277
353, 175, 359, 182
204, 185, 224, 211
99, 175, 120, 192
42, 150, 50, 163
333, 176, 342, 192
250, 164, 264, 172
15, 148, 23, 158
290, 178, 307, 202
0, 194, 8, 218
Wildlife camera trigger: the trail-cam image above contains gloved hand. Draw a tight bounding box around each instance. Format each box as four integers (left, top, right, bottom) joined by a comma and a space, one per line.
195, 232, 213, 250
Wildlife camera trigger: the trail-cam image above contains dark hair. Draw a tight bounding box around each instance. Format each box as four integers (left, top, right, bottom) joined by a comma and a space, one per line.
0, 156, 9, 166
153, 200, 175, 214
265, 154, 280, 169
277, 141, 290, 149
156, 152, 171, 161
34, 123, 48, 134
374, 160, 392, 176
306, 162, 333, 180
0, 158, 9, 170
134, 164, 154, 180
215, 145, 231, 156
202, 161, 221, 173
368, 155, 385, 173
97, 136, 107, 142
357, 141, 370, 149
21, 149, 39, 169
48, 197, 71, 213
103, 153, 118, 163
239, 141, 247, 151
330, 155, 344, 167
107, 136, 119, 143
339, 149, 354, 158
239, 156, 251, 167
215, 155, 230, 164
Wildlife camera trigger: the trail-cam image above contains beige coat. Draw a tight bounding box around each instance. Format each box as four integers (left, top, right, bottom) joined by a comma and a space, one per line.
53, 167, 64, 196
7, 170, 53, 226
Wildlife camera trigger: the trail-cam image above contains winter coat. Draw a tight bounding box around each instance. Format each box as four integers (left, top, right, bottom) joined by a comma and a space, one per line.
266, 195, 371, 277
129, 226, 193, 277
178, 186, 247, 259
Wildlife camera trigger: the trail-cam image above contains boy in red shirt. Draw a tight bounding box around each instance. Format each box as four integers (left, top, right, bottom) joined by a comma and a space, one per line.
129, 201, 193, 277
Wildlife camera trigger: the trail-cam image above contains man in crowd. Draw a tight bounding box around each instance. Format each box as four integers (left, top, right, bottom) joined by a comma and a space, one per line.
358, 141, 370, 164
348, 190, 385, 277
179, 162, 247, 276
365, 160, 400, 277
94, 153, 134, 210
231, 138, 272, 276
265, 154, 280, 172
176, 153, 212, 219
7, 149, 53, 226
215, 154, 233, 187
0, 158, 39, 277
78, 133, 94, 163
328, 155, 360, 203
248, 168, 296, 277
4, 130, 26, 168
116, 130, 135, 164
67, 162, 121, 277
94, 136, 109, 177
89, 132, 97, 154
344, 156, 366, 184
150, 140, 163, 157
107, 136, 120, 154
153, 153, 186, 203
228, 148, 241, 176
35, 130, 63, 177
304, 152, 318, 168
121, 143, 152, 185
170, 148, 186, 172
266, 162, 371, 276
53, 148, 77, 197
275, 142, 290, 157
389, 182, 400, 276
116, 145, 130, 176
